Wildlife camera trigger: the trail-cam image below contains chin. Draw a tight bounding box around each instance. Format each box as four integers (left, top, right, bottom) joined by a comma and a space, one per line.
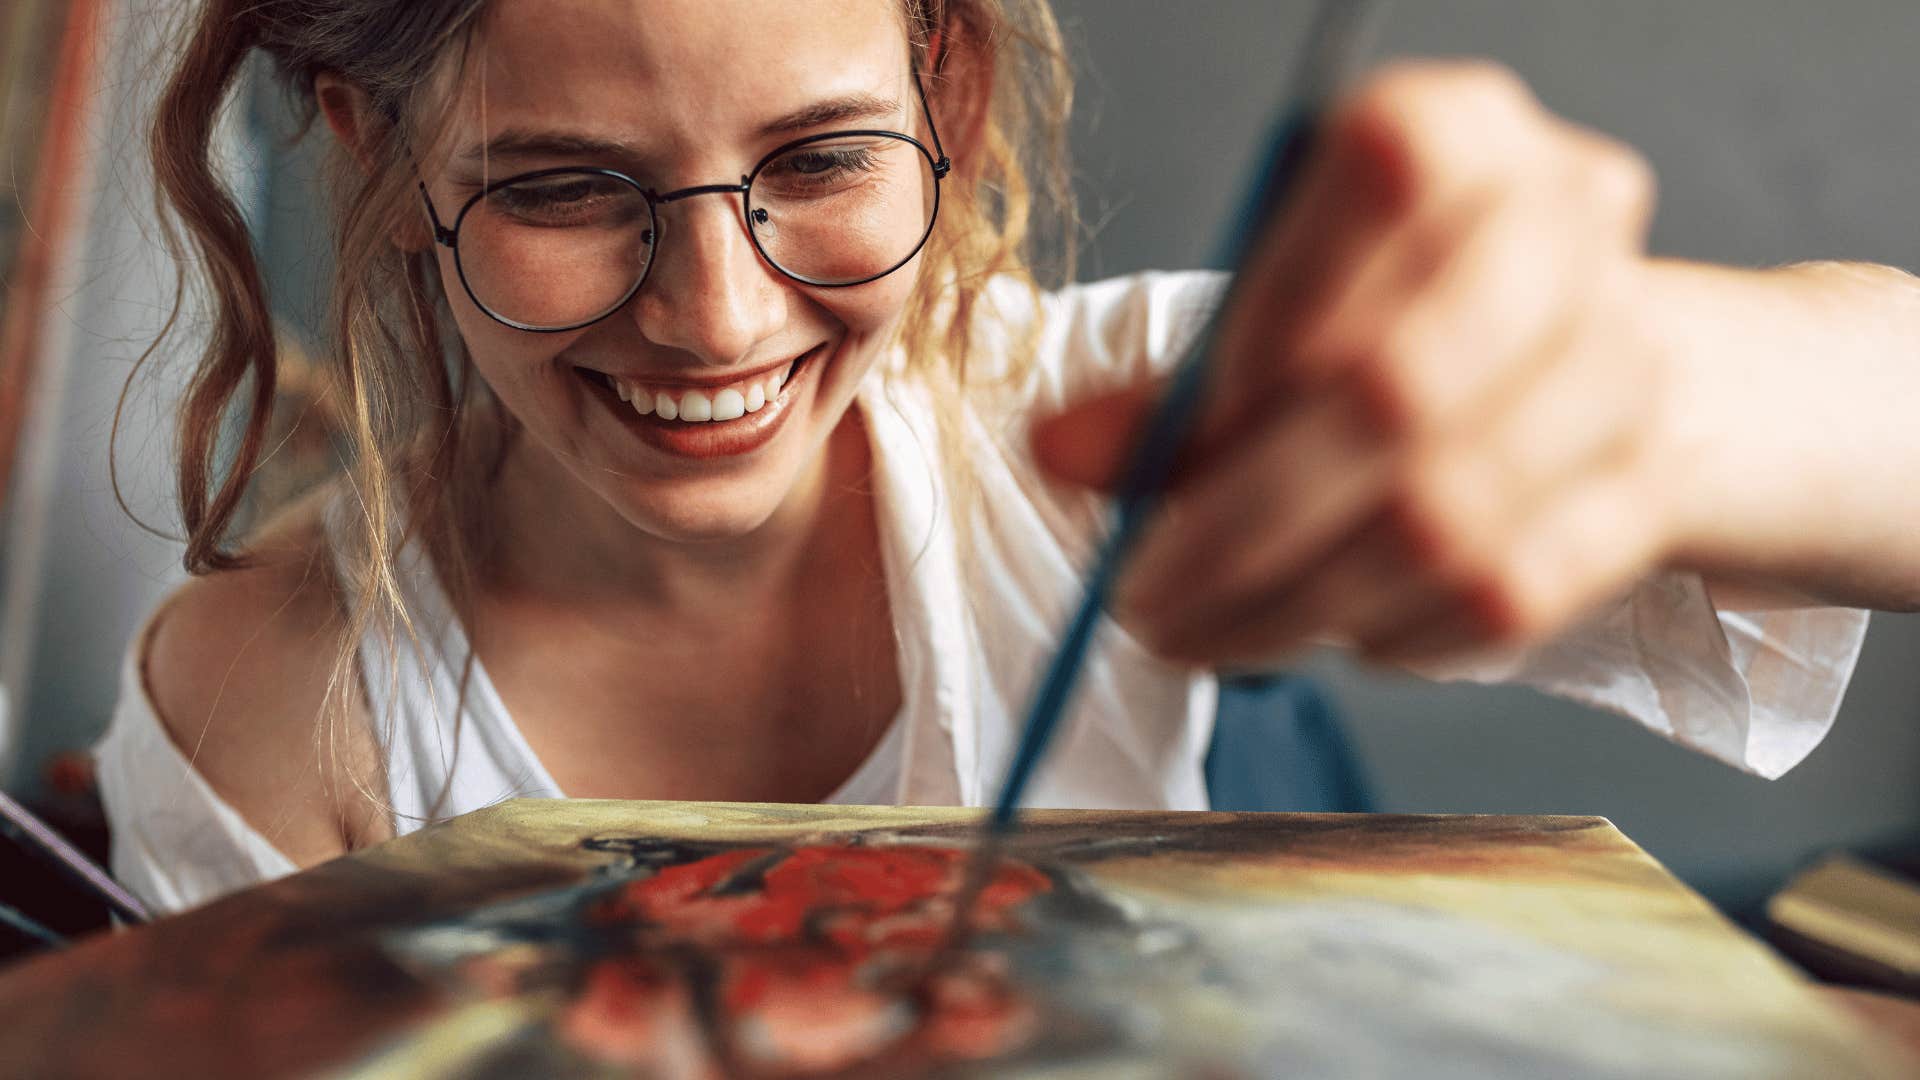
609, 473, 799, 545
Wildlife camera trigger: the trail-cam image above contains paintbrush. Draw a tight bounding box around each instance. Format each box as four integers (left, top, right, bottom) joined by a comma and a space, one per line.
0, 899, 65, 950
942, 0, 1385, 949
0, 787, 150, 925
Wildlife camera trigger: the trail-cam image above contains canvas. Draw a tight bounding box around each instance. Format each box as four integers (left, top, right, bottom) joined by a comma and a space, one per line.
0, 800, 1909, 1078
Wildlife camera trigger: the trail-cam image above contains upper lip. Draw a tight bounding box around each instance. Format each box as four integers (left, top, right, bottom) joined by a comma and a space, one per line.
578, 346, 820, 390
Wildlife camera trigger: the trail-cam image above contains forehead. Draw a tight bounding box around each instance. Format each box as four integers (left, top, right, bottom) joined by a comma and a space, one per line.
448, 0, 911, 158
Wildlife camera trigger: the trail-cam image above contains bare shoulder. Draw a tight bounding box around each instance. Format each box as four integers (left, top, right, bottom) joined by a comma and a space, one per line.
143, 490, 391, 867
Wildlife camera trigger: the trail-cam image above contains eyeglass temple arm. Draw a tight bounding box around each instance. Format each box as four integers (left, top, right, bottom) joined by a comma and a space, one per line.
418, 182, 458, 247
911, 70, 952, 177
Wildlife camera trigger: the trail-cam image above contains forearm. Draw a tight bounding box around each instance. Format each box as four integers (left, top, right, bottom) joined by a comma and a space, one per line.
1654, 258, 1920, 611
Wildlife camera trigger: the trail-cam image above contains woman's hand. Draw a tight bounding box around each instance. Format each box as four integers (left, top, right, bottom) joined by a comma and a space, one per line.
1033, 61, 1687, 668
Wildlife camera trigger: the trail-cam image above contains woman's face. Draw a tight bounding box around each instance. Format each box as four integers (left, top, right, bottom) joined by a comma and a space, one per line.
421, 0, 930, 543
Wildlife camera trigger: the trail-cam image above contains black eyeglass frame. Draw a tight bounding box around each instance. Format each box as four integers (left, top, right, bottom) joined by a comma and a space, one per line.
418, 75, 953, 334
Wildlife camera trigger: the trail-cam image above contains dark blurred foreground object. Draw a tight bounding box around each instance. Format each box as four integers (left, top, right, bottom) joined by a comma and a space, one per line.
1767, 848, 1920, 996
0, 754, 110, 963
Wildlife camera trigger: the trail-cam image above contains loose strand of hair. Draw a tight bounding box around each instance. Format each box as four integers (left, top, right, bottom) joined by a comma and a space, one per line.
142, 0, 283, 573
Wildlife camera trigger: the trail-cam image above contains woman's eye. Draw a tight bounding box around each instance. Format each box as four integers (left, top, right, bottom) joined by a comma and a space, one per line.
787, 150, 859, 175
488, 176, 638, 227
762, 147, 880, 191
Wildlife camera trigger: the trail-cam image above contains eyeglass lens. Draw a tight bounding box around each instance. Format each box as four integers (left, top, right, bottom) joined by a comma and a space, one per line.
452, 133, 940, 331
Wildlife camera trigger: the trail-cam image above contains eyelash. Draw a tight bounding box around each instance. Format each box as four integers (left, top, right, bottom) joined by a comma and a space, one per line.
769, 146, 879, 182
486, 176, 639, 226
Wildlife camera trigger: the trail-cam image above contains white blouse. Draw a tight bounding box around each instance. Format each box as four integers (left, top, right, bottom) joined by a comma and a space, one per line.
95, 271, 1870, 913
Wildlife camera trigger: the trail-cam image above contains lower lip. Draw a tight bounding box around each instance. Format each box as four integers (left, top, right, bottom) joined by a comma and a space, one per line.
585, 346, 822, 460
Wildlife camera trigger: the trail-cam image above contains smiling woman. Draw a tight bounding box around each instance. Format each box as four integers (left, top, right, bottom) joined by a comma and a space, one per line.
105, 0, 1085, 906
94, 0, 1920, 913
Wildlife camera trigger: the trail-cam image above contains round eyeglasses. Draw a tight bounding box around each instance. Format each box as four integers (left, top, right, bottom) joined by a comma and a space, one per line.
420, 128, 951, 334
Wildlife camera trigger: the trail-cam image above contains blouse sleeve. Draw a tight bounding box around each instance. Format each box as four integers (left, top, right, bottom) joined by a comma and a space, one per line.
1024, 270, 1869, 779
1420, 575, 1870, 779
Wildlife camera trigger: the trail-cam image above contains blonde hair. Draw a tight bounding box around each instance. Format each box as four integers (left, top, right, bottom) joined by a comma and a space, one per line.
132, 0, 1076, 818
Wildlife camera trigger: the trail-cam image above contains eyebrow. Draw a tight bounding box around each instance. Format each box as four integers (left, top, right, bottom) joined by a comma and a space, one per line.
456, 93, 904, 165
759, 93, 902, 136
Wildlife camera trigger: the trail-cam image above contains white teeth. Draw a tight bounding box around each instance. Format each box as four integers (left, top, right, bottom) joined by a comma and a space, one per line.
711, 388, 746, 421
679, 390, 713, 422
615, 356, 806, 423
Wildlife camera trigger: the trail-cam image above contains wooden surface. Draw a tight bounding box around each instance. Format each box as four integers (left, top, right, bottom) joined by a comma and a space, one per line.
0, 801, 1911, 1078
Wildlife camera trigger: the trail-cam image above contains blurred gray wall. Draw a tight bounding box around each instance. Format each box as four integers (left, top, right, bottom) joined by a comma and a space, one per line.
1053, 0, 1920, 914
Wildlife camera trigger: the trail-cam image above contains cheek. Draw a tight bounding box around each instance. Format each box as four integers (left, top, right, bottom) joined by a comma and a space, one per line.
809, 266, 922, 341
439, 254, 581, 414
438, 247, 510, 347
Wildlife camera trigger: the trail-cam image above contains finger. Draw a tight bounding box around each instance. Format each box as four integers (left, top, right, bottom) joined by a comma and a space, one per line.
1204, 161, 1586, 499
1325, 332, 1655, 657
1140, 512, 1455, 668
1116, 380, 1392, 629
1211, 62, 1551, 399
1141, 321, 1655, 666
1352, 605, 1483, 670
1037, 64, 1587, 499
1029, 380, 1163, 492
1141, 428, 1522, 664
1343, 120, 1654, 433
1336, 208, 1580, 446
1550, 121, 1658, 251
1364, 466, 1666, 666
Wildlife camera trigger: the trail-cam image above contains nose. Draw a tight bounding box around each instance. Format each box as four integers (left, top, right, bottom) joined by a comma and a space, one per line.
629, 191, 786, 366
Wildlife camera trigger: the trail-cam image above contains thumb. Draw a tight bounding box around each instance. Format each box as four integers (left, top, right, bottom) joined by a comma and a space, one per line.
1029, 380, 1163, 493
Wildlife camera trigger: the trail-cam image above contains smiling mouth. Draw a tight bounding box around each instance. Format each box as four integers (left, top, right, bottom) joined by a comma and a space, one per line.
576, 347, 822, 424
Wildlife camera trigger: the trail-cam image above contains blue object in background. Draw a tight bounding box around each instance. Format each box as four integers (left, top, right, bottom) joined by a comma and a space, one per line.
1208, 673, 1373, 813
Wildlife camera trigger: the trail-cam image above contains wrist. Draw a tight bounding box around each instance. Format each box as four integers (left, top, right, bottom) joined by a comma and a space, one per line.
1645, 258, 1920, 608
1636, 259, 1788, 573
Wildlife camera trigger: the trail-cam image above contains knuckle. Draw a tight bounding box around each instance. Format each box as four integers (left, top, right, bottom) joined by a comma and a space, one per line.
1353, 60, 1532, 128
1120, 597, 1186, 658
1385, 459, 1478, 574
1328, 83, 1425, 218
1398, 208, 1471, 280
1336, 70, 1464, 216
1463, 549, 1570, 647
1436, 60, 1537, 123
1137, 622, 1184, 661
1335, 62, 1539, 216
1348, 335, 1444, 439
1587, 141, 1657, 230
1483, 577, 1555, 647
1557, 129, 1656, 232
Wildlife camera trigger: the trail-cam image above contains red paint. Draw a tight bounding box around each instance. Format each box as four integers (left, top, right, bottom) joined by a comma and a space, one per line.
560, 842, 1052, 1073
